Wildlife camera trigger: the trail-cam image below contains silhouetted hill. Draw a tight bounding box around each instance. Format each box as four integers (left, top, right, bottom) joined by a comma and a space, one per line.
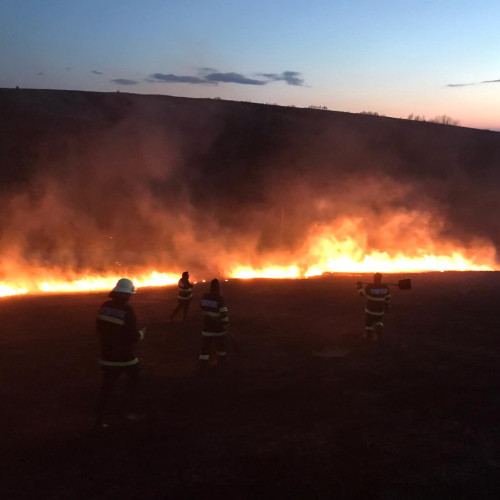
3, 88, 500, 186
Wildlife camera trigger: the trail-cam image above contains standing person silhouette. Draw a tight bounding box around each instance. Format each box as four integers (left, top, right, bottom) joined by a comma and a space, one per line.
357, 273, 391, 341
199, 279, 229, 367
170, 271, 193, 321
95, 278, 146, 429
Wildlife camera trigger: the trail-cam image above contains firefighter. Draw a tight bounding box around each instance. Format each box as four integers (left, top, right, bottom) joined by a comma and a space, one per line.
94, 278, 146, 429
170, 271, 193, 321
199, 279, 229, 366
357, 273, 391, 341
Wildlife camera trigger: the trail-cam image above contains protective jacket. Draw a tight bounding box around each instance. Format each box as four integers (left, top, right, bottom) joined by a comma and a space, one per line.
177, 277, 193, 300
359, 283, 391, 316
96, 299, 143, 366
200, 292, 228, 336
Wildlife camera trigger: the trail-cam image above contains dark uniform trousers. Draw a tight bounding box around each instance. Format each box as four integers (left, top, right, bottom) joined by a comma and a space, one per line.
170, 298, 191, 321
95, 364, 140, 419
200, 335, 227, 359
359, 284, 391, 340
199, 292, 229, 363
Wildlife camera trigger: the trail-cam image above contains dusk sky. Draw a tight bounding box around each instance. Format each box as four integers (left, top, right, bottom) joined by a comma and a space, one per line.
2, 0, 500, 130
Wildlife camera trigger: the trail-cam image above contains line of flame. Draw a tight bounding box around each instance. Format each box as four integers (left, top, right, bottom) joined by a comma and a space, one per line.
1, 251, 495, 298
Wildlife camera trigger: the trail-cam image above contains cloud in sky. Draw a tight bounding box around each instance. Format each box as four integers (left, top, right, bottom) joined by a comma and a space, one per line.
447, 77, 500, 87
205, 72, 266, 85
260, 71, 304, 86
111, 78, 138, 85
446, 83, 476, 87
91, 70, 103, 75
198, 67, 218, 74
147, 69, 305, 87
148, 73, 208, 84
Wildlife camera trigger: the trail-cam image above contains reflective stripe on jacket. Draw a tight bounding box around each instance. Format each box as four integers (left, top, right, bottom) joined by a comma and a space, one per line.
177, 278, 193, 300
200, 292, 228, 335
99, 358, 139, 367
359, 284, 391, 315
96, 299, 141, 364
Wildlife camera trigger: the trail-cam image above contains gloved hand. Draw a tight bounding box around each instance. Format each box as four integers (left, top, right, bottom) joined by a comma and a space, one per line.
138, 327, 147, 339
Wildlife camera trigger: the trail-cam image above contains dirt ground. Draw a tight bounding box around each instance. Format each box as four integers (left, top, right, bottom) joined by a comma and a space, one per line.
2, 272, 500, 499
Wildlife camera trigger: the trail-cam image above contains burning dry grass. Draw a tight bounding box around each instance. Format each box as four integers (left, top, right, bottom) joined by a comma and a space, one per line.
1, 90, 500, 296
0, 215, 496, 297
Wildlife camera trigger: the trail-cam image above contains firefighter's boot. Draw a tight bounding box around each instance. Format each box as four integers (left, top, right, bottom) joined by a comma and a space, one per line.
199, 354, 210, 370
216, 352, 228, 367
374, 322, 384, 341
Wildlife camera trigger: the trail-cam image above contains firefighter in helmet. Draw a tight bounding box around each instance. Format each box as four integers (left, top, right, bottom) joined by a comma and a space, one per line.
95, 278, 146, 429
199, 279, 229, 366
357, 273, 391, 340
170, 271, 193, 321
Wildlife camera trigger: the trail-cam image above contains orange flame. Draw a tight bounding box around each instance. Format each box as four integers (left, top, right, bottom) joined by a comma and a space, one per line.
229, 216, 497, 279
0, 272, 179, 298
0, 215, 497, 297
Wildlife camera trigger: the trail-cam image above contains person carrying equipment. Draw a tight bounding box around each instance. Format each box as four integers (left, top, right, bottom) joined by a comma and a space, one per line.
94, 278, 146, 429
357, 273, 391, 341
199, 279, 229, 367
170, 271, 193, 321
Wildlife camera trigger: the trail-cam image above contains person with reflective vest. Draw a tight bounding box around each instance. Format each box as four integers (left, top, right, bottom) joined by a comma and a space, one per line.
170, 271, 193, 321
199, 279, 229, 366
357, 273, 391, 340
94, 278, 146, 429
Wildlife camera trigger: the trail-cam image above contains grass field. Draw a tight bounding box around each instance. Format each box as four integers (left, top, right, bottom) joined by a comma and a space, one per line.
3, 272, 500, 499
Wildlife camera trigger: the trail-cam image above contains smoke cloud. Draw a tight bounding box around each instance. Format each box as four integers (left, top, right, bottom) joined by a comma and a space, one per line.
1, 89, 500, 290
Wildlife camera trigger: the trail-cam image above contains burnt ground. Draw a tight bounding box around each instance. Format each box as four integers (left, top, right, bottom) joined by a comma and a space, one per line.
2, 272, 500, 499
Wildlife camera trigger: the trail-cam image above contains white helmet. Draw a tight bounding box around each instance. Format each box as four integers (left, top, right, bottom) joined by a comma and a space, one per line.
112, 278, 135, 294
